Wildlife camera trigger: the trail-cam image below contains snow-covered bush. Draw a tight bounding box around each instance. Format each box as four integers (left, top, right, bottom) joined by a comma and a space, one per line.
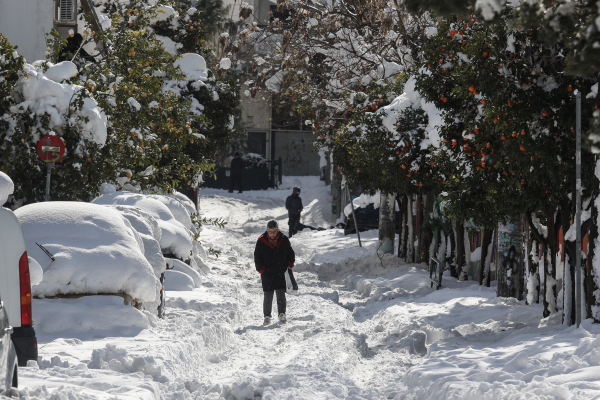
244, 153, 268, 169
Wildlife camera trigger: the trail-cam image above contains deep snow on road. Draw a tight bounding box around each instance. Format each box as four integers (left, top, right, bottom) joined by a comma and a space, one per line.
15, 177, 600, 400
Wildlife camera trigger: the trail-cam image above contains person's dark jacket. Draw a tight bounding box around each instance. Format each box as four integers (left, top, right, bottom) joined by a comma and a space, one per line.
285, 190, 303, 218
230, 157, 245, 175
58, 37, 95, 63
254, 231, 295, 292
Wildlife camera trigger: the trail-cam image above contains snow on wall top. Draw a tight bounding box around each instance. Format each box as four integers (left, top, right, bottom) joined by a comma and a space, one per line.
15, 202, 157, 302
92, 192, 192, 260
0, 171, 14, 205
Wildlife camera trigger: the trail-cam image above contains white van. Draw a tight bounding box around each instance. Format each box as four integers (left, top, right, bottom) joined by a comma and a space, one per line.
0, 207, 38, 368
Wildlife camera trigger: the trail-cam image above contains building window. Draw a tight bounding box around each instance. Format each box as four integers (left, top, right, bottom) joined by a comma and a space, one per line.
247, 131, 267, 158
60, 0, 75, 21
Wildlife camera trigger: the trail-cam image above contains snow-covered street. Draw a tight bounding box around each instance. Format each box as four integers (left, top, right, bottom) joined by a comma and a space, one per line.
14, 178, 600, 400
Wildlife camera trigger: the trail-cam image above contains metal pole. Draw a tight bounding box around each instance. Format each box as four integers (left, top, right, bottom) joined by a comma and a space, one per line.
345, 183, 362, 247
576, 90, 582, 328
45, 163, 52, 202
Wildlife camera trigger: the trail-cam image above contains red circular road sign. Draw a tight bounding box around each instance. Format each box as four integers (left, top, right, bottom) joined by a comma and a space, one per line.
37, 135, 65, 163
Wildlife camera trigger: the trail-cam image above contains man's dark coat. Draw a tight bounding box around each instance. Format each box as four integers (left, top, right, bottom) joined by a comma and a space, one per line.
254, 231, 295, 292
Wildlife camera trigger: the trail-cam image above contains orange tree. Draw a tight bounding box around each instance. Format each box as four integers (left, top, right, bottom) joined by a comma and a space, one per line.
320, 77, 446, 263
416, 10, 598, 315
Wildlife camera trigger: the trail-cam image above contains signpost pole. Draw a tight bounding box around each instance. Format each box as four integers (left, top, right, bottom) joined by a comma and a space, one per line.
45, 163, 52, 202
576, 91, 582, 328
345, 183, 362, 247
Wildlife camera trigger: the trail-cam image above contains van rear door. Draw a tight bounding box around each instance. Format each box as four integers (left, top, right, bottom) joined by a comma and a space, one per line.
0, 208, 27, 328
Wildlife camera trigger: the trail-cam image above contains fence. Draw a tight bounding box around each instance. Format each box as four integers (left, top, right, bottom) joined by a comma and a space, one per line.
203, 158, 282, 191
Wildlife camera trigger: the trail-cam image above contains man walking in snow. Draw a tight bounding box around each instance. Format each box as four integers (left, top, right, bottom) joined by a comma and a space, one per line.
229, 152, 244, 193
285, 187, 303, 237
254, 220, 296, 325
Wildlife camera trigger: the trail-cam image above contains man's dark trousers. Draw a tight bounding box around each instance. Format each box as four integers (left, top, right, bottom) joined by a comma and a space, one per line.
288, 214, 300, 237
230, 174, 243, 193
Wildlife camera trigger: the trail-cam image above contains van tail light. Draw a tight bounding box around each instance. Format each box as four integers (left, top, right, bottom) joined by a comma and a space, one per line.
19, 251, 32, 326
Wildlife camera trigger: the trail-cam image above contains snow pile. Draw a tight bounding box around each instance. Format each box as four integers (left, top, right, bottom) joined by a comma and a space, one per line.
170, 258, 203, 286
28, 256, 43, 286
164, 270, 195, 291
14, 63, 108, 145
92, 192, 192, 259
44, 61, 78, 82
0, 171, 14, 205
147, 194, 193, 230
175, 53, 208, 82
106, 205, 165, 276
220, 58, 232, 70
33, 296, 149, 338
156, 35, 183, 55
15, 202, 157, 302
379, 76, 443, 149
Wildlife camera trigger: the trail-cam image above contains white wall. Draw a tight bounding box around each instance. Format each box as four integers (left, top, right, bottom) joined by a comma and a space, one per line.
0, 0, 54, 63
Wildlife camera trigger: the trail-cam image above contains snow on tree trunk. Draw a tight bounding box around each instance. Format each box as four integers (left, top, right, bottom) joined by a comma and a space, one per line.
527, 239, 540, 304
378, 192, 396, 254
545, 249, 558, 317
478, 229, 493, 286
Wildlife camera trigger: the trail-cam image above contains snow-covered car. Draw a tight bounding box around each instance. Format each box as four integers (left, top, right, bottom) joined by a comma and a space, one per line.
0, 291, 18, 394
15, 202, 160, 315
0, 173, 38, 369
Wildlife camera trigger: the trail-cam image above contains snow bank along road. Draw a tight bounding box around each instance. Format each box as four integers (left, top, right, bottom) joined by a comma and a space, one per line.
15, 177, 600, 399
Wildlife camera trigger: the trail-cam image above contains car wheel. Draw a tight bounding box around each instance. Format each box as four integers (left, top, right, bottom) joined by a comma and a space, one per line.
11, 365, 17, 388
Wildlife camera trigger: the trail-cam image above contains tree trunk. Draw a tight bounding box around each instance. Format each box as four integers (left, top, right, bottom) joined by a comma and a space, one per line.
330, 167, 342, 227
526, 236, 540, 304
478, 228, 493, 286
418, 193, 434, 264
587, 197, 598, 321
455, 223, 466, 280
378, 192, 396, 254
449, 228, 457, 277
544, 204, 558, 318
407, 195, 414, 263
398, 194, 407, 259
559, 197, 577, 325
517, 213, 527, 301
526, 211, 547, 304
